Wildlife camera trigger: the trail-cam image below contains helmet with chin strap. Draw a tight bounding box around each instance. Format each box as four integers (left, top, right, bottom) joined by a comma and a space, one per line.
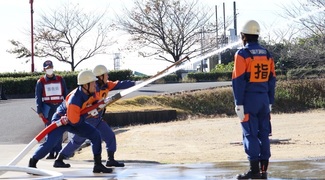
93, 65, 108, 76
77, 70, 98, 85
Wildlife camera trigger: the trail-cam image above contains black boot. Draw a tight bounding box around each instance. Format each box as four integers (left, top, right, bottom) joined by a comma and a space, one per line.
260, 160, 269, 179
27, 157, 39, 175
93, 155, 113, 173
53, 154, 71, 168
46, 152, 56, 159
236, 160, 261, 179
28, 157, 38, 168
106, 151, 125, 167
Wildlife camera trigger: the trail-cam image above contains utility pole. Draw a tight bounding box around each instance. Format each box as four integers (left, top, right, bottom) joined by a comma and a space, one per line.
223, 2, 226, 44
215, 5, 218, 48
30, 0, 35, 72
215, 5, 222, 65
200, 27, 205, 72
233, 1, 237, 36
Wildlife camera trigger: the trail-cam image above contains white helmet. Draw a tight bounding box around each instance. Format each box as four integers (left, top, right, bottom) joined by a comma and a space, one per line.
77, 70, 98, 85
241, 20, 260, 35
93, 65, 108, 76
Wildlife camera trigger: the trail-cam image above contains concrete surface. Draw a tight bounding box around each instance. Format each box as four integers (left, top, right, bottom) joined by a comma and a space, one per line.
1, 144, 325, 180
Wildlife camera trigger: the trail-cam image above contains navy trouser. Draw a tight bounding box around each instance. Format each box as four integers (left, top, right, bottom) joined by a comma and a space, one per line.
60, 116, 116, 158
32, 119, 102, 160
44, 104, 62, 154
241, 92, 271, 161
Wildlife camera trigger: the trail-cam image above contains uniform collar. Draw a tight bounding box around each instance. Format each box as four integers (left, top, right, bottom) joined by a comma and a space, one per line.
245, 42, 259, 47
96, 81, 108, 90
78, 86, 96, 100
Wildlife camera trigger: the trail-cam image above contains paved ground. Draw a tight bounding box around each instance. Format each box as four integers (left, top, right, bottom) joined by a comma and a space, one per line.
1, 83, 325, 179
1, 144, 325, 179
0, 82, 231, 144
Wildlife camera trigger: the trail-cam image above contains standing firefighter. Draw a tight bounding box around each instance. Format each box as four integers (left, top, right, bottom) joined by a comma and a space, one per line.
232, 20, 276, 179
35, 60, 68, 159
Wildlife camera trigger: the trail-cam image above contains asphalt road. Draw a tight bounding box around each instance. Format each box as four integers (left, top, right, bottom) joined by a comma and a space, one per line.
109, 81, 232, 99
0, 81, 231, 144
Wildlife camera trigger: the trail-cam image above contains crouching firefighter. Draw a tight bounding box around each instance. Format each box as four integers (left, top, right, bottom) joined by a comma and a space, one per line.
54, 64, 136, 168
29, 70, 113, 173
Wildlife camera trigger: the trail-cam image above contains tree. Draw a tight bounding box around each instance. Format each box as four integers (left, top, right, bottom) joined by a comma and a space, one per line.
282, 0, 325, 38
275, 0, 325, 69
7, 3, 113, 71
116, 0, 222, 63
289, 35, 325, 68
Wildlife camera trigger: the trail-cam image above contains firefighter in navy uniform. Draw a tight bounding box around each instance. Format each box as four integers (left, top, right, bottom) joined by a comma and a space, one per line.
35, 60, 68, 159
29, 70, 113, 173
54, 64, 136, 168
232, 20, 276, 179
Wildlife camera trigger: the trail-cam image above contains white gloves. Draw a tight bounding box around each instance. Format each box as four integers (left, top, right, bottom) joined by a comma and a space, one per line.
235, 104, 272, 121
88, 109, 99, 116
98, 103, 106, 109
235, 105, 244, 121
98, 98, 110, 109
60, 115, 69, 125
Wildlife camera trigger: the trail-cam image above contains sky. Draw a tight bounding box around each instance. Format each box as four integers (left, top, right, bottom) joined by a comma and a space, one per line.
0, 0, 299, 75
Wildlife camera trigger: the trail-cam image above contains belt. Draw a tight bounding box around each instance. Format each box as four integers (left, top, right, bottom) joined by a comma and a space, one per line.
45, 102, 60, 106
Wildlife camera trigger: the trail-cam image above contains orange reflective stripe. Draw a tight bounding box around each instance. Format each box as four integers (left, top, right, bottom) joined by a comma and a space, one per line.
232, 54, 247, 79
98, 88, 109, 99
67, 104, 81, 124
80, 96, 98, 110
270, 58, 276, 77
249, 57, 271, 82
107, 81, 118, 91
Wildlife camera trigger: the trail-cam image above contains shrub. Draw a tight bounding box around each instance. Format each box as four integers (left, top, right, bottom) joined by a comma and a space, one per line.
161, 87, 234, 116
275, 79, 325, 112
187, 72, 232, 82
0, 70, 135, 96
111, 79, 325, 117
287, 68, 325, 79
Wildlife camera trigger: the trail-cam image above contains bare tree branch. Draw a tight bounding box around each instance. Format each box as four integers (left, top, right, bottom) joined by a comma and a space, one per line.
116, 0, 218, 63
7, 2, 113, 71
275, 0, 325, 69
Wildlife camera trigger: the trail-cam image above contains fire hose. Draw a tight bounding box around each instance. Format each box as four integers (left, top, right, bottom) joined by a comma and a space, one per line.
2, 53, 192, 170
1, 43, 238, 175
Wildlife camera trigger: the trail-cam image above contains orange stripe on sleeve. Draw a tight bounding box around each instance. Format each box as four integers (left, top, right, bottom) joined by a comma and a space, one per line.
67, 104, 81, 124
270, 58, 276, 77
232, 54, 246, 79
107, 81, 119, 91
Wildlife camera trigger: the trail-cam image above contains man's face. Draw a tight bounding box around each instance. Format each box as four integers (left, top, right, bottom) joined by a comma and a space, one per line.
98, 73, 108, 83
103, 73, 109, 82
87, 81, 97, 93
44, 66, 54, 76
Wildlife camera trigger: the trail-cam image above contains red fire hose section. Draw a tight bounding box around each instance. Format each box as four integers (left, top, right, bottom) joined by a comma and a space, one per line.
35, 122, 59, 142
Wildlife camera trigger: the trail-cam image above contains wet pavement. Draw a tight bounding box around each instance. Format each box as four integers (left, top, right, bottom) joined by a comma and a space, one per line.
1, 144, 325, 180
